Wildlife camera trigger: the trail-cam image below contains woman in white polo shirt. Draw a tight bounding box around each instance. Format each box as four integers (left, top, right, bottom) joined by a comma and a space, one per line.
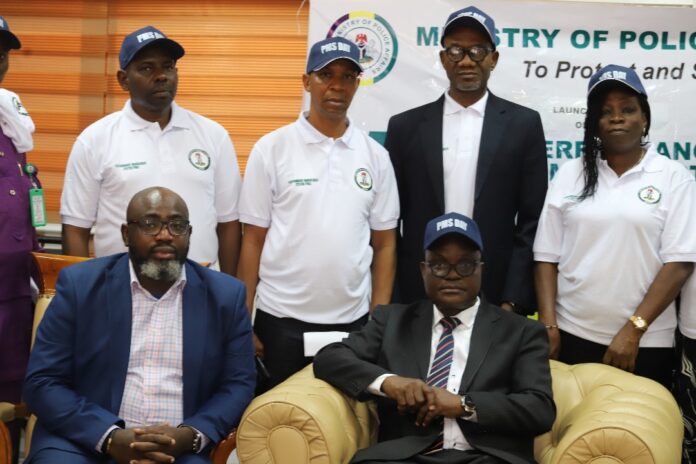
533, 64, 696, 388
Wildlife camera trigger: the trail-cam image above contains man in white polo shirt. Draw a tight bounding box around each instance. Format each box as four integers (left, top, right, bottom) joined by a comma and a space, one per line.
60, 26, 242, 275
238, 37, 399, 391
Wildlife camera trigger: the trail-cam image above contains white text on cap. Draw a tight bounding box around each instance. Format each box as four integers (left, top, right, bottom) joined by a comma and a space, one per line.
436, 218, 468, 231
137, 31, 165, 43
599, 70, 627, 82
456, 11, 487, 24
321, 41, 352, 54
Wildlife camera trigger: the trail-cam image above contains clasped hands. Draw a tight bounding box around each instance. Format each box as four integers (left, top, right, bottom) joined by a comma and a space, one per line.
108, 423, 195, 464
381, 376, 463, 427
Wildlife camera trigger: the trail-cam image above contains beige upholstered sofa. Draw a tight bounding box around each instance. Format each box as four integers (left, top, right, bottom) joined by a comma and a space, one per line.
236, 360, 683, 463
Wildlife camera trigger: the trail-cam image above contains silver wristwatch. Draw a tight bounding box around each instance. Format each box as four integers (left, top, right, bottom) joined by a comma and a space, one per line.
460, 394, 476, 418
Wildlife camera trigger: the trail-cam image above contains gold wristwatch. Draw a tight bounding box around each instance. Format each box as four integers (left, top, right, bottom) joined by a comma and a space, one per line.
629, 315, 648, 332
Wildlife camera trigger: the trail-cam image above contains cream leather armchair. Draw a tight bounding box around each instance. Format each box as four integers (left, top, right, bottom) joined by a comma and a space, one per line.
236, 360, 682, 464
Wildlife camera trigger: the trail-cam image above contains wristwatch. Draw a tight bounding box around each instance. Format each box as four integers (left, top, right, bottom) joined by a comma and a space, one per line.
459, 394, 476, 418
178, 425, 202, 453
629, 315, 648, 332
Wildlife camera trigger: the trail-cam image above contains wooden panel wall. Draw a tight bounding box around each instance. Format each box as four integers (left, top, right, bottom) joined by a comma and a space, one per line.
1, 0, 309, 217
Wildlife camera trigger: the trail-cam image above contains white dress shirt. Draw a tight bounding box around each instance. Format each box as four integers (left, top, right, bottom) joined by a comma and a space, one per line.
442, 92, 488, 216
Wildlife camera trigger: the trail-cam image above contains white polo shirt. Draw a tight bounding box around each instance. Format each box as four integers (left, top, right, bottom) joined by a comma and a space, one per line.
61, 100, 241, 264
534, 144, 696, 347
239, 113, 399, 324
679, 275, 696, 340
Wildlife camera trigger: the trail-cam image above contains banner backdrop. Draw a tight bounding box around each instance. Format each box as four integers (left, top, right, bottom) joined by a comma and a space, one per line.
307, 0, 696, 179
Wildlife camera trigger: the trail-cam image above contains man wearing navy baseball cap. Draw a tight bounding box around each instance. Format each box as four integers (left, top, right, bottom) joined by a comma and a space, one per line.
238, 36, 399, 392
315, 212, 554, 463
385, 6, 548, 317
60, 25, 243, 277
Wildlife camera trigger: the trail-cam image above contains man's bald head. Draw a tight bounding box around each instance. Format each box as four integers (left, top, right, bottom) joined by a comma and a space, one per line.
122, 187, 191, 288
126, 186, 189, 222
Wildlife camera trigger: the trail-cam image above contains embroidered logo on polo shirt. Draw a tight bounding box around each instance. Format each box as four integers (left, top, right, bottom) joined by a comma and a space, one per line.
638, 185, 661, 204
188, 149, 210, 170
354, 168, 372, 191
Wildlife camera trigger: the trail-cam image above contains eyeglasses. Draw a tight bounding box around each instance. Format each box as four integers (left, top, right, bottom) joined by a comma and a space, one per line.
127, 217, 190, 236
424, 260, 483, 278
443, 45, 493, 63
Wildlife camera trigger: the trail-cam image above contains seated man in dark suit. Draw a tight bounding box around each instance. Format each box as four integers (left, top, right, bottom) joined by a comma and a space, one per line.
23, 186, 256, 463
314, 212, 554, 464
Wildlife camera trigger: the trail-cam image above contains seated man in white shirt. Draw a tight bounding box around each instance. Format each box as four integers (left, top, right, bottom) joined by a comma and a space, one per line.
24, 187, 255, 463
314, 212, 554, 464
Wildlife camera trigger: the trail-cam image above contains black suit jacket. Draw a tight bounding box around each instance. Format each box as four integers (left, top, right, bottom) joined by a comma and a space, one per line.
385, 93, 548, 310
313, 301, 555, 464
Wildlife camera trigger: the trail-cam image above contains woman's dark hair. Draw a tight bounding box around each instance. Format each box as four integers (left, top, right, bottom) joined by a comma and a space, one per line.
578, 83, 651, 201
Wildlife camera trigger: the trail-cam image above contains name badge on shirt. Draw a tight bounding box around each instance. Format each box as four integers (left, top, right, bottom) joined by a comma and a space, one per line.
30, 188, 47, 227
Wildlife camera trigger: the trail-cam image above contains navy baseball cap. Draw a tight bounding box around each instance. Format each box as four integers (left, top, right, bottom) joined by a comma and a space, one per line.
441, 6, 496, 48
423, 212, 483, 252
306, 37, 362, 74
0, 16, 21, 50
588, 65, 647, 98
119, 26, 185, 70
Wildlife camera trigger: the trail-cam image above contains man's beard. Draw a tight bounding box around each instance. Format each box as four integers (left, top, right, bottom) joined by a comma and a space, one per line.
130, 243, 188, 282
139, 258, 183, 281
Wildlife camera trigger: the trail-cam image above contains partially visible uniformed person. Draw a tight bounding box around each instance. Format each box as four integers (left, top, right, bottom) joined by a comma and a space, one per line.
0, 15, 41, 463
60, 26, 242, 275
238, 37, 400, 392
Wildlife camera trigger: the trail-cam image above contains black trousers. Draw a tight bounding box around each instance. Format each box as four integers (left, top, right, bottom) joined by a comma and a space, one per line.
675, 333, 696, 463
558, 329, 675, 388
357, 449, 505, 463
254, 309, 368, 393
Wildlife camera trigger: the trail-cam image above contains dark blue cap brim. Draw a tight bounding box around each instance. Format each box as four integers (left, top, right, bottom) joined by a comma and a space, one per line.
121, 38, 184, 70
0, 30, 21, 50
440, 17, 495, 48
425, 232, 482, 252
588, 78, 646, 99
307, 56, 362, 74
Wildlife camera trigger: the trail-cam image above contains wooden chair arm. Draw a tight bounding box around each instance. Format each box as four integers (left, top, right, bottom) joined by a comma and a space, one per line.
210, 429, 237, 464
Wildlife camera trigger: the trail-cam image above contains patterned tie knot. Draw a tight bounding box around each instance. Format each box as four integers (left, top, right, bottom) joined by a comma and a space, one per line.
440, 316, 461, 332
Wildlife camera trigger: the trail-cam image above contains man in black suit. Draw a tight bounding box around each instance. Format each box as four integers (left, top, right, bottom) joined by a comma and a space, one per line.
314, 212, 554, 464
385, 6, 548, 313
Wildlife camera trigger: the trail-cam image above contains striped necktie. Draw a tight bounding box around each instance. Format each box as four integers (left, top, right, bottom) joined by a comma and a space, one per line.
426, 316, 461, 387
423, 316, 461, 454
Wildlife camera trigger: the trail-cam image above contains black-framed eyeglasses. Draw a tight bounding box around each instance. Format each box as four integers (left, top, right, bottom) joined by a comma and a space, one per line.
424, 260, 483, 278
443, 45, 493, 63
127, 217, 190, 236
